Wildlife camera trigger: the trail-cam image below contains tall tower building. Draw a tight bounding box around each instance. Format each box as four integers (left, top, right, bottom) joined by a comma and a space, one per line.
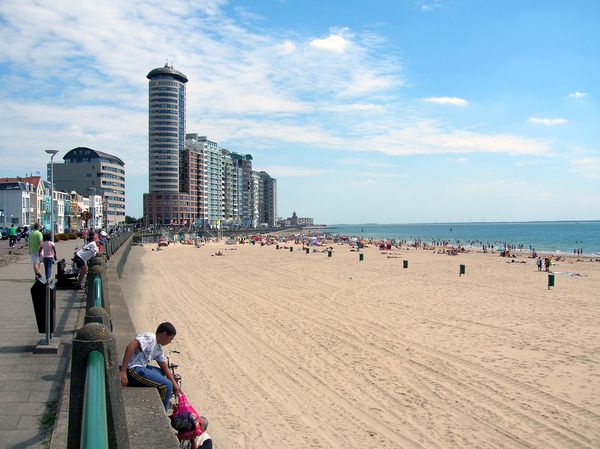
144, 63, 192, 227
147, 63, 188, 193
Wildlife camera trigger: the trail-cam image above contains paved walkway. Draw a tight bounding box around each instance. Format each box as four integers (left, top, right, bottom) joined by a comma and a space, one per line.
0, 238, 83, 449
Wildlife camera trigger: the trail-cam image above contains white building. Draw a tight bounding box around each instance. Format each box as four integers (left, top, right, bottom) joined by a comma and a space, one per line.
0, 181, 34, 228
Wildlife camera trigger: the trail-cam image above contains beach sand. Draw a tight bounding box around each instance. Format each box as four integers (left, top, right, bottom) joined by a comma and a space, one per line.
119, 239, 600, 448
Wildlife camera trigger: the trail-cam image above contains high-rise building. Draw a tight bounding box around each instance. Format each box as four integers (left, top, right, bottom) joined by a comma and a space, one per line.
230, 152, 253, 227
254, 171, 278, 227
144, 63, 192, 227
147, 63, 188, 193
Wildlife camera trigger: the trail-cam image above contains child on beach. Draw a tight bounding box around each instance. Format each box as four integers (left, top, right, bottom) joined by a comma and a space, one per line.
120, 322, 181, 411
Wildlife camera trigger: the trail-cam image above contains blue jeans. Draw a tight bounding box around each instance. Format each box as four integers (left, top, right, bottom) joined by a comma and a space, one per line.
126, 365, 172, 411
43, 257, 54, 280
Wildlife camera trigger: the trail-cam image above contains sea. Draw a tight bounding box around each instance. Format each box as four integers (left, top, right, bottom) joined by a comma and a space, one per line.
326, 221, 600, 257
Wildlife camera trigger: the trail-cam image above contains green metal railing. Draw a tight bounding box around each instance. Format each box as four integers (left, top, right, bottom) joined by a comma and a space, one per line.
81, 350, 108, 448
93, 277, 102, 307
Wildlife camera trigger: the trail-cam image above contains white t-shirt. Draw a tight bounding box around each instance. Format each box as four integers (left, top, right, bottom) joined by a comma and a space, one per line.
122, 332, 166, 369
76, 241, 98, 262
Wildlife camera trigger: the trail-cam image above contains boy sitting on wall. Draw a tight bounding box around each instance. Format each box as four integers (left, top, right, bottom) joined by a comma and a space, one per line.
120, 322, 181, 411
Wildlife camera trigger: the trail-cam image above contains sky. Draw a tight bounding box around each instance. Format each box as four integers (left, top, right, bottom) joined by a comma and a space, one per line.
0, 0, 598, 224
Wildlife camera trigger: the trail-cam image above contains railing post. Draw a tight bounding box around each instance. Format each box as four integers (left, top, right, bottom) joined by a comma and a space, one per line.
81, 351, 109, 449
86, 265, 110, 316
68, 323, 129, 449
94, 277, 102, 307
84, 306, 112, 330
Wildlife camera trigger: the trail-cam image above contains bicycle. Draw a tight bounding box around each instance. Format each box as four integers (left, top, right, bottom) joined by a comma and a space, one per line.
166, 349, 182, 391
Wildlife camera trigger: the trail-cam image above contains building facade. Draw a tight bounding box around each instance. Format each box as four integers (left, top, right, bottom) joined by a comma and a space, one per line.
254, 171, 278, 227
144, 63, 194, 227
49, 147, 125, 228
0, 181, 34, 228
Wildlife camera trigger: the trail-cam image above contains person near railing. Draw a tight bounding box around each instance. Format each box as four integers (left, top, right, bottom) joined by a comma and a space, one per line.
119, 322, 181, 411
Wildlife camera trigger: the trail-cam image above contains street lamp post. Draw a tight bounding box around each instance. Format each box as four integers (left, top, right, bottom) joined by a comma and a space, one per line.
88, 187, 96, 231
45, 150, 59, 242
43, 149, 59, 346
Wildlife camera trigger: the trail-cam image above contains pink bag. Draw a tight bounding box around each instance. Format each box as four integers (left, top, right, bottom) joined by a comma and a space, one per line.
171, 392, 203, 440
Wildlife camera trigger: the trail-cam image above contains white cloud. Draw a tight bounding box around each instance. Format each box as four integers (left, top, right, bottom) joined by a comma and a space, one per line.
260, 165, 329, 177
568, 92, 588, 99
277, 40, 296, 54
423, 97, 468, 106
528, 118, 568, 125
568, 157, 600, 179
350, 179, 378, 186
358, 172, 408, 178
309, 33, 351, 53
339, 159, 393, 167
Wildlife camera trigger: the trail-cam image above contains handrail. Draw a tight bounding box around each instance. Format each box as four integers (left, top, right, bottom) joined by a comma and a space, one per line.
81, 350, 109, 449
93, 277, 102, 308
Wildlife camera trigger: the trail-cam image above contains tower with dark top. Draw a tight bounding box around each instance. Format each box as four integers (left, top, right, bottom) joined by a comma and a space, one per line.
144, 63, 193, 228
146, 62, 188, 193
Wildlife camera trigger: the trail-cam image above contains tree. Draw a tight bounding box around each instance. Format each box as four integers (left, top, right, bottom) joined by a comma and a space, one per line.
125, 215, 142, 224
81, 211, 92, 228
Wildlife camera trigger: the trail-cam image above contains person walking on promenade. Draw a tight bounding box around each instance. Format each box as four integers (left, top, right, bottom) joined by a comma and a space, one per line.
28, 223, 43, 279
39, 233, 57, 281
8, 224, 17, 248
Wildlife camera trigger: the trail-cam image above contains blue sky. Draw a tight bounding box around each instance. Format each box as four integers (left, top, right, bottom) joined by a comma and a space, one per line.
0, 0, 598, 224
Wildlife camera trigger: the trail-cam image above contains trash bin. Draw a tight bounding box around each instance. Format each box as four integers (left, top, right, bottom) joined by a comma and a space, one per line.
30, 279, 56, 334
276, 245, 279, 250
306, 248, 309, 254
290, 247, 293, 252
403, 260, 408, 269
359, 253, 364, 261
328, 251, 332, 258
460, 264, 465, 276
548, 274, 555, 289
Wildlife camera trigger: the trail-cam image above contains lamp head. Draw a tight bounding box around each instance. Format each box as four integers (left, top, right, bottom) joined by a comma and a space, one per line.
45, 149, 59, 156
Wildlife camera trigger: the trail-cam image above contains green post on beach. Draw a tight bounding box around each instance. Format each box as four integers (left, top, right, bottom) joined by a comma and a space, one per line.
403, 260, 408, 269
276, 244, 279, 249
548, 274, 555, 289
460, 264, 465, 276
306, 248, 309, 254
328, 251, 332, 257
359, 253, 364, 261
290, 247, 293, 252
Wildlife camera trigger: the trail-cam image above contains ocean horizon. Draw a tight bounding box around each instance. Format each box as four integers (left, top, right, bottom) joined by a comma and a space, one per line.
326, 221, 600, 256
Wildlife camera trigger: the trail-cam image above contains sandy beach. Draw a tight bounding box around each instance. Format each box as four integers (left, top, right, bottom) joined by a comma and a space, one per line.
119, 237, 600, 448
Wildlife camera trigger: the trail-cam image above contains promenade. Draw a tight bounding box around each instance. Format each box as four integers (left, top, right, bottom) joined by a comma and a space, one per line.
0, 237, 82, 449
